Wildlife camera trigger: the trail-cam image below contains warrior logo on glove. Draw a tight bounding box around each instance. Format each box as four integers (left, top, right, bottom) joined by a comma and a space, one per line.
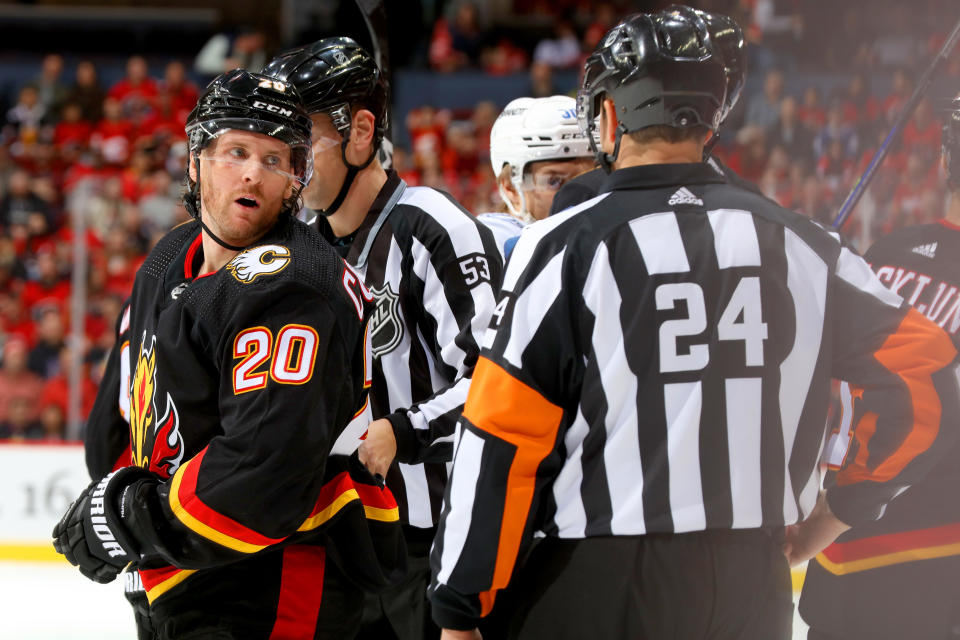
87, 473, 127, 559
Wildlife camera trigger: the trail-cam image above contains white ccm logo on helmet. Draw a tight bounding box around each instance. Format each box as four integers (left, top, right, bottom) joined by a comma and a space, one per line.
252, 101, 293, 117
227, 245, 291, 283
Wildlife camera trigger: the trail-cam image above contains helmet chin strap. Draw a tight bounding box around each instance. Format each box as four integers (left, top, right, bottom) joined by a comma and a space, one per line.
197, 218, 247, 252
499, 170, 535, 224
317, 135, 377, 218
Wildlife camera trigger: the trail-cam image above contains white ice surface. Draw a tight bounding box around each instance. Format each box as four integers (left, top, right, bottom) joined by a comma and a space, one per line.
0, 560, 809, 639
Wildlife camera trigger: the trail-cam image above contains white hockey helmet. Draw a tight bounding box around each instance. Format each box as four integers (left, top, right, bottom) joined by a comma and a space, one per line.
490, 95, 592, 219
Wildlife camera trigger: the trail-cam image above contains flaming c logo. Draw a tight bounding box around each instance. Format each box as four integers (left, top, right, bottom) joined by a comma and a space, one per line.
226, 244, 290, 284
130, 333, 184, 479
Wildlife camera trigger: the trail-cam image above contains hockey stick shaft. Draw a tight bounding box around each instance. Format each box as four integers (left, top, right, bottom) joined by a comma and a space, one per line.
355, 0, 393, 149
832, 16, 960, 230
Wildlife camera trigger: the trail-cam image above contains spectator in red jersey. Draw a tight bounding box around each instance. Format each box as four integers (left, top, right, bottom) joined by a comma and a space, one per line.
392, 146, 420, 186
39, 345, 98, 423
136, 90, 188, 147
66, 60, 106, 123
53, 102, 92, 156
38, 404, 66, 441
90, 96, 134, 166
839, 73, 879, 128
158, 61, 198, 115
27, 306, 66, 378
100, 224, 143, 297
0, 337, 43, 426
441, 121, 479, 180
481, 37, 528, 75
733, 125, 769, 183
890, 151, 941, 226
798, 85, 827, 129
472, 100, 498, 165
32, 54, 69, 120
902, 98, 941, 167
0, 397, 43, 440
0, 293, 35, 346
882, 67, 913, 125
21, 245, 70, 317
108, 55, 158, 122
583, 3, 616, 51
429, 2, 486, 72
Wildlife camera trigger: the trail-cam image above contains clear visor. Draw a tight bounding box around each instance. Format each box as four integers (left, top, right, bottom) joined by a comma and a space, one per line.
189, 118, 313, 187
521, 165, 583, 192
200, 152, 305, 186
311, 134, 342, 154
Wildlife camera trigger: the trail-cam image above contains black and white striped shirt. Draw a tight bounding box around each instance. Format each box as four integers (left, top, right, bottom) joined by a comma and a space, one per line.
430, 162, 958, 628
318, 171, 501, 528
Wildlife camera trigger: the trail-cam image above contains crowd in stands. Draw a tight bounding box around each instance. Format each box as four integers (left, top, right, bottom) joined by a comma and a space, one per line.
1, 1, 958, 442
0, 53, 195, 442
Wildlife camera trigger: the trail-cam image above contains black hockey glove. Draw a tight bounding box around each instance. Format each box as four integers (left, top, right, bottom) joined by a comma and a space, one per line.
52, 466, 152, 584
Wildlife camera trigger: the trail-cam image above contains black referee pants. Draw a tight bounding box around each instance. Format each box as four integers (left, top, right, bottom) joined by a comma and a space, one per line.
505, 529, 793, 640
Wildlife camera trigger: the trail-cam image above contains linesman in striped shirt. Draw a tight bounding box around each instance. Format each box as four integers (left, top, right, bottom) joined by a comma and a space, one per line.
263, 39, 501, 639
430, 7, 960, 639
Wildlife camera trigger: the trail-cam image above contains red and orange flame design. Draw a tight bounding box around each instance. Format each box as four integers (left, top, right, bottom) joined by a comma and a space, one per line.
129, 334, 184, 479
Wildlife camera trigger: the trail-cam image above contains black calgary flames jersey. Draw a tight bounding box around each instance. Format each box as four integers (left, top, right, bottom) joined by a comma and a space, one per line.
801, 219, 960, 639
84, 217, 405, 632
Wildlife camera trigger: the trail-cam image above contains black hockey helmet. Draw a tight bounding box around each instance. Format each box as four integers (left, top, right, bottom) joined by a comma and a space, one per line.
577, 6, 731, 169
184, 69, 313, 217
262, 37, 389, 149
666, 5, 746, 124
943, 95, 960, 190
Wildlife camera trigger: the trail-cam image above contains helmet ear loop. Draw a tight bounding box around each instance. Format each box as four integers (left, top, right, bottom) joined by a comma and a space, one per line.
184, 153, 202, 219
598, 123, 626, 174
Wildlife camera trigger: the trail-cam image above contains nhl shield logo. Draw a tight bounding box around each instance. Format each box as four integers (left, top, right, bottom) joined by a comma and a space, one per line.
369, 283, 403, 358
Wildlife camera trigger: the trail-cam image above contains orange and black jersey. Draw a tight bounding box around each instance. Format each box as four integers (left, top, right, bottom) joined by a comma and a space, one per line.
430, 163, 959, 630
801, 219, 960, 639
83, 217, 404, 629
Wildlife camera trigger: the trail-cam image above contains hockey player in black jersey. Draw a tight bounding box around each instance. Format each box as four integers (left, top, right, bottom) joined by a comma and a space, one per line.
798, 98, 960, 640
53, 69, 405, 639
263, 39, 501, 640
430, 7, 959, 640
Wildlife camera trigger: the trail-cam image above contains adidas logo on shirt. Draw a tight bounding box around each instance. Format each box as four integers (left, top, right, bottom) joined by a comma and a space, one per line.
911, 242, 937, 259
668, 187, 704, 207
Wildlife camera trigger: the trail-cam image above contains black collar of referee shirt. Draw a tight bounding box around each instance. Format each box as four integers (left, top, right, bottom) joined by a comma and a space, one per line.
601, 162, 727, 193
316, 169, 406, 269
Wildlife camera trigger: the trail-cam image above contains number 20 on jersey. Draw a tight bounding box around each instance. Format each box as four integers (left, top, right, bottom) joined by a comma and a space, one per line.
232, 324, 319, 394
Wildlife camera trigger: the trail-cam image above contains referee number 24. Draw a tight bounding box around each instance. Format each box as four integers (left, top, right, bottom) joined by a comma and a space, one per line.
657, 277, 768, 373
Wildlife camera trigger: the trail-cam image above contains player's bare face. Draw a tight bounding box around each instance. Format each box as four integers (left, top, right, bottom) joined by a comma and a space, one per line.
523, 158, 593, 220
198, 130, 294, 246
302, 113, 346, 211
